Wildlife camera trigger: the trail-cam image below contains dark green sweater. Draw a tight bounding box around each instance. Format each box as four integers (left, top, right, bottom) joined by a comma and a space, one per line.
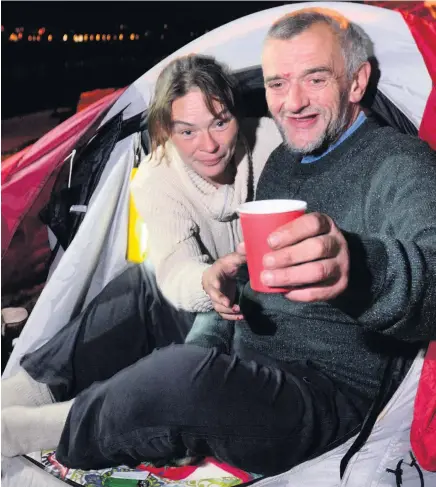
188, 118, 436, 401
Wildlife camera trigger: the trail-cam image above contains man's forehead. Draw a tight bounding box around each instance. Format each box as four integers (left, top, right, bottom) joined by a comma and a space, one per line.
262, 28, 343, 74
263, 24, 340, 54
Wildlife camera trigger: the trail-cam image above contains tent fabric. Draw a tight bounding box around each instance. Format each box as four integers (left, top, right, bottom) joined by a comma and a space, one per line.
1, 89, 125, 306
402, 11, 436, 151
396, 9, 436, 472
39, 112, 124, 250
1, 147, 32, 184
2, 2, 435, 486
3, 135, 137, 369
411, 343, 436, 472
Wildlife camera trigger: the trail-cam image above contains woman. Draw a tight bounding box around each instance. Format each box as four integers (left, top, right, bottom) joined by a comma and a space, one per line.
2, 55, 283, 469
131, 54, 279, 313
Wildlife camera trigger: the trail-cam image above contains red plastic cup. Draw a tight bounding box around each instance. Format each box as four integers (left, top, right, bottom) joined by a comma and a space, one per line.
238, 199, 307, 293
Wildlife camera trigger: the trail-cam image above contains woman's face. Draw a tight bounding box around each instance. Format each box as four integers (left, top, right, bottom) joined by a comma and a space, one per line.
170, 89, 239, 186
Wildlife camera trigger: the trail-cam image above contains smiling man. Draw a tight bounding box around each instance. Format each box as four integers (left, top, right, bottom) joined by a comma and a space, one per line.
262, 19, 368, 155
202, 7, 436, 474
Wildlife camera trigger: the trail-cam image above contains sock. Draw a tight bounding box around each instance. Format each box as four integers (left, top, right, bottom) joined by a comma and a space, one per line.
1, 400, 74, 457
1, 368, 54, 409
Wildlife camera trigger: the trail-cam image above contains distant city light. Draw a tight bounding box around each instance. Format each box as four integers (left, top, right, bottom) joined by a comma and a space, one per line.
73, 34, 85, 43
2, 20, 206, 46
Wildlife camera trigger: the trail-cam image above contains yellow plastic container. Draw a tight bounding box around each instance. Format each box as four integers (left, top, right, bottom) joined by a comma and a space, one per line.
127, 168, 148, 263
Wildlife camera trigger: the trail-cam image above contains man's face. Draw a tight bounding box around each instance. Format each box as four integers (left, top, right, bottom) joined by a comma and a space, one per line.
262, 22, 353, 155
170, 89, 239, 186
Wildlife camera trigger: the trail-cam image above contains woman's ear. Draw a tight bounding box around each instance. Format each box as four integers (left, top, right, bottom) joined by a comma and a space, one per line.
349, 61, 371, 104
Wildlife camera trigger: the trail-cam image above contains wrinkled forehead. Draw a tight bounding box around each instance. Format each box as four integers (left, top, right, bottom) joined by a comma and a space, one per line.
262, 23, 345, 77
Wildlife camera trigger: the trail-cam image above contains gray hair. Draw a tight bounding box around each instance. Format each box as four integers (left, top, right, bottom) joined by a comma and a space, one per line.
148, 54, 243, 157
266, 8, 373, 79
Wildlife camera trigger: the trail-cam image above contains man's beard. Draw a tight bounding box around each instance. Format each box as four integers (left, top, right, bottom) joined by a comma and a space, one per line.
274, 91, 351, 156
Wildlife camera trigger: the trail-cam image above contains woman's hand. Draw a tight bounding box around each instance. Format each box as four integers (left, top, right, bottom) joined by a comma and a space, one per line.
202, 251, 246, 320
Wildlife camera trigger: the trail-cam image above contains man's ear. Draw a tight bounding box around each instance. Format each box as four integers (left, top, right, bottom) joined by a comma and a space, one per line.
349, 61, 371, 104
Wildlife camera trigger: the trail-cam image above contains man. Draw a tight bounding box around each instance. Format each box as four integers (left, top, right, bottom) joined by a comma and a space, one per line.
200, 5, 436, 469
2, 9, 436, 478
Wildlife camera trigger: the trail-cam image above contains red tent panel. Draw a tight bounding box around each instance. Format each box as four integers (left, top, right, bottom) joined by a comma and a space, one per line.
1, 88, 125, 306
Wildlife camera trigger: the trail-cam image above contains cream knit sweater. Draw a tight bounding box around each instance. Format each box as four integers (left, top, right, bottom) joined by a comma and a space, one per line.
131, 116, 282, 312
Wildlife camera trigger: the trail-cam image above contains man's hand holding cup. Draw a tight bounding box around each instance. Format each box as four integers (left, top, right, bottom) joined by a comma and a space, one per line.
237, 201, 350, 302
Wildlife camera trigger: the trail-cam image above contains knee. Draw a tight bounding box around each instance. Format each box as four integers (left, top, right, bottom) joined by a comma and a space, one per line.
145, 344, 222, 401
98, 344, 223, 413
150, 344, 220, 377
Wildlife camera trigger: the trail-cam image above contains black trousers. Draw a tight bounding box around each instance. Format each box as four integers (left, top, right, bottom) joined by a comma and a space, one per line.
21, 266, 369, 476
21, 264, 195, 400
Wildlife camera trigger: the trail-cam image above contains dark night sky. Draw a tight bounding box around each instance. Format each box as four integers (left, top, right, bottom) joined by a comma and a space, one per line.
2, 1, 293, 31
2, 1, 299, 119
2, 0, 369, 121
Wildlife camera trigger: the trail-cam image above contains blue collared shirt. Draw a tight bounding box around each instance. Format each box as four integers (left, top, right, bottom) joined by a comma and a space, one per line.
301, 111, 367, 164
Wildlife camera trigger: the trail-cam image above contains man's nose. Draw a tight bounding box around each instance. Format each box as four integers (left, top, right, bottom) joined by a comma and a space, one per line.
200, 130, 219, 152
283, 83, 310, 113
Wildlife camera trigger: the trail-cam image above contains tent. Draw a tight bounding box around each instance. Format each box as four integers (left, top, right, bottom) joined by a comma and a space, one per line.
1, 89, 125, 312
2, 2, 435, 486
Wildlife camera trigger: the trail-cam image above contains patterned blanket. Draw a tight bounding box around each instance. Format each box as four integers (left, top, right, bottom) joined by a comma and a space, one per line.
26, 450, 259, 487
